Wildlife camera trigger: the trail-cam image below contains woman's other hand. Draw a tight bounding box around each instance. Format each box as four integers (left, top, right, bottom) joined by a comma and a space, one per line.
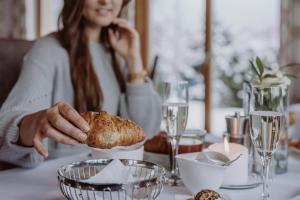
108, 18, 144, 75
19, 102, 90, 158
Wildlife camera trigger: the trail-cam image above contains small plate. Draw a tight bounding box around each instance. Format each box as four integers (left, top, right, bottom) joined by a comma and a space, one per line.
290, 147, 300, 154
221, 173, 261, 190
220, 193, 231, 200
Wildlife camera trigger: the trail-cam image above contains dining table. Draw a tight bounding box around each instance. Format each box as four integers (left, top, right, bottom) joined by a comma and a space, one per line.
0, 148, 300, 200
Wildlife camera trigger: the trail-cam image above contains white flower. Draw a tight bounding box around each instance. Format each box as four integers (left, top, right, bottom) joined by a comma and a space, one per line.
252, 69, 291, 87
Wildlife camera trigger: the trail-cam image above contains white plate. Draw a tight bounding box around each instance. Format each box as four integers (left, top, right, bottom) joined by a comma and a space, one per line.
221, 173, 261, 190
90, 146, 144, 160
221, 193, 232, 200
290, 147, 300, 154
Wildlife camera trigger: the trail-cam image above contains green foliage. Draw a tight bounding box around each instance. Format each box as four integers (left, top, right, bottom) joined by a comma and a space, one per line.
249, 56, 266, 83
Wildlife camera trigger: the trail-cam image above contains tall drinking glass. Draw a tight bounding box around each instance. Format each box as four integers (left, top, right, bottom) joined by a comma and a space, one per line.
162, 81, 189, 186
249, 85, 285, 199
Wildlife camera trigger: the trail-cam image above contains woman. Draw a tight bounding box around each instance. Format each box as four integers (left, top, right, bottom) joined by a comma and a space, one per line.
0, 0, 161, 168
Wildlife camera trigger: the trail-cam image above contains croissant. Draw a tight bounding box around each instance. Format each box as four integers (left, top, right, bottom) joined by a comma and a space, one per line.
81, 111, 146, 149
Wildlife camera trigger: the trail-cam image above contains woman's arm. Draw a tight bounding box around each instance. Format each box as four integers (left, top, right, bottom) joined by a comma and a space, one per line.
108, 19, 162, 137
0, 37, 89, 168
0, 55, 54, 168
119, 79, 162, 138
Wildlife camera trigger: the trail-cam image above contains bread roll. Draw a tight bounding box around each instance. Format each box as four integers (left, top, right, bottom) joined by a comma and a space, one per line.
81, 111, 145, 149
144, 131, 170, 154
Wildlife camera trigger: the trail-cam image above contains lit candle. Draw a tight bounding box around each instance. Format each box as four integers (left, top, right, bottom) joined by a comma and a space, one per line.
208, 137, 248, 185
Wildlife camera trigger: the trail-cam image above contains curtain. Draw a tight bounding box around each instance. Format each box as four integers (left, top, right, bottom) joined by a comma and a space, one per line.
0, 0, 26, 39
280, 0, 300, 104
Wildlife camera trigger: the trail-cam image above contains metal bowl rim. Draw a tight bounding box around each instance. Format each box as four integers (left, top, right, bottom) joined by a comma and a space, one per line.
57, 158, 166, 190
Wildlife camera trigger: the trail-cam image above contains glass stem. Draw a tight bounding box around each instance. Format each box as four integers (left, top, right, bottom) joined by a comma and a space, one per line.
261, 156, 271, 200
170, 143, 179, 176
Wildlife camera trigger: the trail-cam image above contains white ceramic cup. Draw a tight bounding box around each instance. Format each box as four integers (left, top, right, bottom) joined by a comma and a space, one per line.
176, 152, 226, 195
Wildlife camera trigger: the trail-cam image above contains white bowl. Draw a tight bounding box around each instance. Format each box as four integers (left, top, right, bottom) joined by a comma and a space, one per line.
90, 146, 144, 160
176, 152, 226, 195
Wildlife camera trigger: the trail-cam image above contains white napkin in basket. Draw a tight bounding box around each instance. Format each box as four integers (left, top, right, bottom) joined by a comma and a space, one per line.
76, 160, 137, 200
83, 159, 135, 184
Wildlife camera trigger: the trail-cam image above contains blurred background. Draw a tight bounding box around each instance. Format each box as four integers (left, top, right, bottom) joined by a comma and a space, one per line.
1, 0, 300, 136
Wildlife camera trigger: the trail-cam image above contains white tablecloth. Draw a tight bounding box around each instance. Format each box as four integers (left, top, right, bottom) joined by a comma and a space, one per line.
0, 152, 300, 200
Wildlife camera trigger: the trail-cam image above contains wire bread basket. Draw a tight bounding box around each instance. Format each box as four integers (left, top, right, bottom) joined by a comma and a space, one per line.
57, 159, 166, 200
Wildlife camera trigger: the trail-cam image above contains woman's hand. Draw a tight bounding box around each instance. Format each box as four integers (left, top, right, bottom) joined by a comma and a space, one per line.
19, 102, 90, 158
108, 18, 144, 75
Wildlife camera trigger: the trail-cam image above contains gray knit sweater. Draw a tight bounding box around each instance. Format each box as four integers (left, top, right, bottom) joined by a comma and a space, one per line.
0, 36, 162, 168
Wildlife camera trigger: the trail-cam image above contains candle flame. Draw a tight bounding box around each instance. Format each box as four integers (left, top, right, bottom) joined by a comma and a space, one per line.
224, 136, 230, 155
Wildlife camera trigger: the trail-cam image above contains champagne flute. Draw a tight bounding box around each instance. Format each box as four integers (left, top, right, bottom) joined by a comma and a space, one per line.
249, 85, 285, 199
162, 81, 189, 186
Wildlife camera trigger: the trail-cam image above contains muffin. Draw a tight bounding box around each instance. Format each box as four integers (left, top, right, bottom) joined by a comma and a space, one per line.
194, 189, 222, 200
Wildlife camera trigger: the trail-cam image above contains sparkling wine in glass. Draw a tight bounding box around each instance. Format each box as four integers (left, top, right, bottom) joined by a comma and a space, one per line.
162, 81, 189, 186
250, 111, 284, 200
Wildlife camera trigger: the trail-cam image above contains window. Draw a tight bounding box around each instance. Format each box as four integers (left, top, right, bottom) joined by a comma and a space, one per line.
149, 0, 281, 134
213, 0, 280, 107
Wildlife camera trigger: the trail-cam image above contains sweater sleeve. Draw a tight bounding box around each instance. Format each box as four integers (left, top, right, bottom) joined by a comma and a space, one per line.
119, 78, 162, 138
0, 40, 55, 168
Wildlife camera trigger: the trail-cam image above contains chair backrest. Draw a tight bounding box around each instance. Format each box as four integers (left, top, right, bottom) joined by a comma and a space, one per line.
0, 39, 34, 107
0, 39, 33, 170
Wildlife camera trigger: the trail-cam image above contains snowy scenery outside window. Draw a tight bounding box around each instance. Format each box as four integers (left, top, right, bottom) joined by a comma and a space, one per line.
150, 0, 280, 132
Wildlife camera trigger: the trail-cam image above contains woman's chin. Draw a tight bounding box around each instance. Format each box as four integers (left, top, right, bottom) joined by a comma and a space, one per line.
93, 19, 114, 28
